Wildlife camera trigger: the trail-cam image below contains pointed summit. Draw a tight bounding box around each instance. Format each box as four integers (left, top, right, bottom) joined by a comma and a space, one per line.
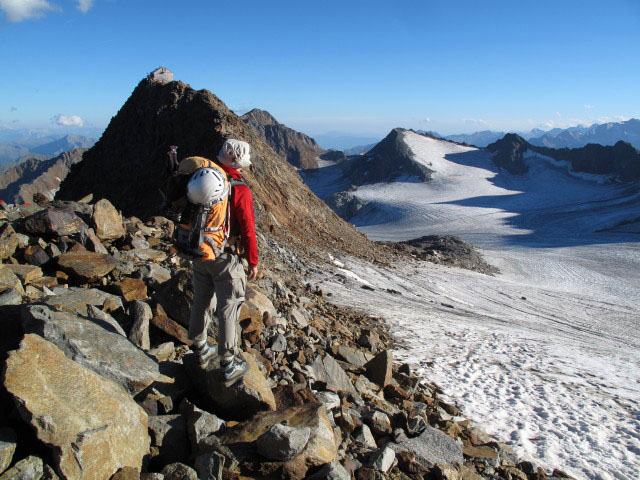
56, 75, 378, 261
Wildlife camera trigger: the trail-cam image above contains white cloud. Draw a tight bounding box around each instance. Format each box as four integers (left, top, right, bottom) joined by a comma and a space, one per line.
52, 114, 84, 127
461, 118, 493, 128
584, 104, 595, 109
0, 0, 57, 22
76, 0, 93, 13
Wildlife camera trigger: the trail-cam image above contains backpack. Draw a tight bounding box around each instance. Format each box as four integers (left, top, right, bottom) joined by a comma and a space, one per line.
169, 156, 246, 260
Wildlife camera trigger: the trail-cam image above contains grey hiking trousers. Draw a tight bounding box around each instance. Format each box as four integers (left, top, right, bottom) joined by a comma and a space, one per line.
188, 253, 246, 359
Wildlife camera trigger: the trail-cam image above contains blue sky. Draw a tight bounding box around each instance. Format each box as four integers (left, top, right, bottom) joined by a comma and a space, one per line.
1, 0, 639, 138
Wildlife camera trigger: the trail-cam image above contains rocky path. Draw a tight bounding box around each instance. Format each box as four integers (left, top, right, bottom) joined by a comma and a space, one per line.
0, 198, 573, 480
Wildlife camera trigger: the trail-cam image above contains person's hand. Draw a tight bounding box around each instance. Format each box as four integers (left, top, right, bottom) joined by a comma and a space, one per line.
247, 264, 258, 281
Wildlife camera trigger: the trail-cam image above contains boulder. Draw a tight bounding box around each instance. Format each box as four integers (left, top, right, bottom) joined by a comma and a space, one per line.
136, 263, 171, 289
0, 289, 21, 307
222, 403, 337, 480
110, 466, 140, 480
307, 461, 351, 480
369, 447, 396, 473
184, 404, 225, 454
148, 415, 189, 466
83, 227, 109, 254
241, 288, 277, 322
185, 351, 275, 419
270, 334, 287, 352
86, 304, 127, 336
0, 224, 19, 260
366, 411, 392, 436
256, 423, 311, 461
315, 391, 340, 411
0, 428, 17, 475
2, 265, 42, 285
118, 249, 167, 264
364, 350, 393, 388
57, 251, 119, 283
23, 245, 50, 266
0, 456, 43, 480
22, 304, 160, 395
129, 301, 152, 350
4, 335, 150, 479
288, 307, 309, 328
115, 278, 148, 302
140, 474, 164, 480
93, 199, 125, 241
194, 452, 224, 480
154, 269, 192, 327
390, 426, 463, 467
312, 354, 357, 394
22, 208, 88, 237
353, 425, 377, 449
43, 287, 124, 316
334, 345, 373, 368
160, 463, 197, 480
0, 268, 24, 296
148, 342, 175, 362
151, 308, 191, 345
357, 328, 380, 351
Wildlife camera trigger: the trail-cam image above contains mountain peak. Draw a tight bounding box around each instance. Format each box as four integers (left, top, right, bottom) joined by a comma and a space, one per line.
242, 108, 279, 126
55, 76, 378, 262
241, 109, 324, 169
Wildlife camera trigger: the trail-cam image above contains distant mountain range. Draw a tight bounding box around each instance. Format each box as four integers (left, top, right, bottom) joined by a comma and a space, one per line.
0, 134, 96, 165
528, 119, 640, 149
311, 132, 382, 151
436, 119, 640, 149
0, 149, 86, 204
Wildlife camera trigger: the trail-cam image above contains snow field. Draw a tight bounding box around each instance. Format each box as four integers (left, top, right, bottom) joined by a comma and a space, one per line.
305, 130, 640, 479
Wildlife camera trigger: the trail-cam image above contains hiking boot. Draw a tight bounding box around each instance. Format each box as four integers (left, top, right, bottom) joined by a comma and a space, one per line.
221, 354, 249, 386
193, 342, 217, 368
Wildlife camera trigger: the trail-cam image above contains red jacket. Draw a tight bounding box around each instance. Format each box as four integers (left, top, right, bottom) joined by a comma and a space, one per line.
221, 164, 259, 267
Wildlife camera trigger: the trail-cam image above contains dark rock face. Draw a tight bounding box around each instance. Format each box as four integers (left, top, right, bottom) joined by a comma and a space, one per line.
487, 134, 640, 180
382, 235, 499, 275
485, 133, 529, 175
241, 108, 325, 169
339, 128, 433, 186
534, 140, 640, 181
0, 149, 86, 204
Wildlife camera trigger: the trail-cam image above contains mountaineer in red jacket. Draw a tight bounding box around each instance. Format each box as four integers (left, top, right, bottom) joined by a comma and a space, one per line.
188, 139, 258, 385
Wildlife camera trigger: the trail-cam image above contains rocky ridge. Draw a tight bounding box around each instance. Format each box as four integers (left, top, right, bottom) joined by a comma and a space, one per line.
0, 197, 575, 480
380, 236, 500, 276
487, 133, 640, 181
0, 149, 86, 204
240, 109, 327, 170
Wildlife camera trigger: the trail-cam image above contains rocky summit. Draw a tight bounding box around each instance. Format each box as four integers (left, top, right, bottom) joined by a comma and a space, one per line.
0, 71, 571, 480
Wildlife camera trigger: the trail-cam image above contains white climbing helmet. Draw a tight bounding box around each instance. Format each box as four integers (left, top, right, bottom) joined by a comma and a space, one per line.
217, 139, 252, 169
186, 167, 229, 205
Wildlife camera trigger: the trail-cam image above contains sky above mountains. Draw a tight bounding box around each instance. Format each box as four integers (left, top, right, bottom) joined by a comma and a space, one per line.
1, 0, 639, 137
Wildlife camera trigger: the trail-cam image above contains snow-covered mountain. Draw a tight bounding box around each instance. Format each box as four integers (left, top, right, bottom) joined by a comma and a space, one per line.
303, 129, 640, 479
